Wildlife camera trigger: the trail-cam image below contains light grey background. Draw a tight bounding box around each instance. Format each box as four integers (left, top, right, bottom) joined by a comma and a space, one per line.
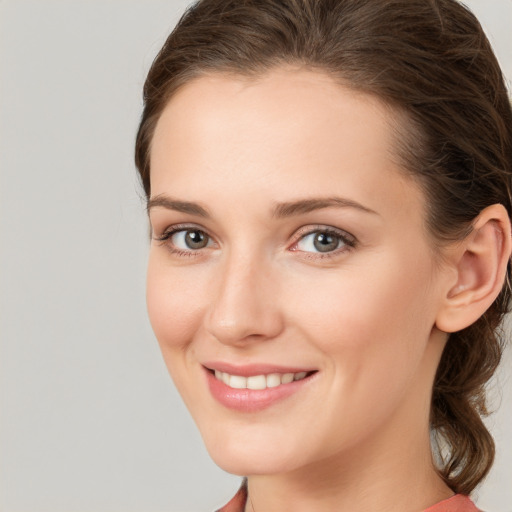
0, 1, 510, 511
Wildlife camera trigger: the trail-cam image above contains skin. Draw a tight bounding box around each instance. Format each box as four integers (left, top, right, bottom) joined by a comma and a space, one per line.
145, 67, 509, 512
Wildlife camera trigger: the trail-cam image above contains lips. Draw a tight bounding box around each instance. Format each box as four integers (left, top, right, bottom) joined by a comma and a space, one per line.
203, 363, 317, 412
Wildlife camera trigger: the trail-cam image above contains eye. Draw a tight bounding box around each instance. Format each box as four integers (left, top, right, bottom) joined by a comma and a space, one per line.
155, 226, 213, 253
170, 229, 210, 250
293, 228, 355, 254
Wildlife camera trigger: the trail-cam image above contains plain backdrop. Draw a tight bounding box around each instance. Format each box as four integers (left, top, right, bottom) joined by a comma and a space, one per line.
1, 1, 511, 511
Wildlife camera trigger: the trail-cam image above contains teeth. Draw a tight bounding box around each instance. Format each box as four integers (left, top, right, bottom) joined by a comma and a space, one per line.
281, 373, 294, 384
213, 370, 310, 389
247, 375, 266, 390
266, 373, 281, 388
229, 375, 247, 389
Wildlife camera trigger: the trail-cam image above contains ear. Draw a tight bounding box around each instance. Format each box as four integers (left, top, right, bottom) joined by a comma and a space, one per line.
435, 204, 512, 333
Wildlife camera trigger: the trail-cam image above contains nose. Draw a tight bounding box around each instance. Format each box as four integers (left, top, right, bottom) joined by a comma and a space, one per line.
204, 251, 284, 346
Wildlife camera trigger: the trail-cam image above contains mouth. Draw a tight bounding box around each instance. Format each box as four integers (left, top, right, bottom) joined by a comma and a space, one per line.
209, 368, 314, 390
203, 364, 318, 412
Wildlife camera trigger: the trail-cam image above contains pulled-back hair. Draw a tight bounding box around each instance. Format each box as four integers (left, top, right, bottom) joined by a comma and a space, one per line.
135, 0, 512, 494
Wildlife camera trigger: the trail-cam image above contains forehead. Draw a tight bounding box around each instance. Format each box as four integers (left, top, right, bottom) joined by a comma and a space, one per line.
152, 67, 396, 161
149, 67, 425, 224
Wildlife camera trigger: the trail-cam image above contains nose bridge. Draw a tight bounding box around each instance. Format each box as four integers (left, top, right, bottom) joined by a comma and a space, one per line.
205, 245, 283, 345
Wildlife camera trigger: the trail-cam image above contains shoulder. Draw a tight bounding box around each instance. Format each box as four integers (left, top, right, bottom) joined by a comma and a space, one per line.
423, 494, 482, 512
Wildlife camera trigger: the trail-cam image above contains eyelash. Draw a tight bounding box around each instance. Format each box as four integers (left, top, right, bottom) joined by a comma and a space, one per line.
154, 224, 211, 258
154, 224, 357, 259
290, 225, 357, 259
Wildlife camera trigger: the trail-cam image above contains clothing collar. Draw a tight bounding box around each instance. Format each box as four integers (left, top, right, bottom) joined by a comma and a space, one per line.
216, 480, 481, 512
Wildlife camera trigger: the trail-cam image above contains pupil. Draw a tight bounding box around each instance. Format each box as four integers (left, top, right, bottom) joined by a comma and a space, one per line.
185, 230, 207, 249
313, 233, 338, 253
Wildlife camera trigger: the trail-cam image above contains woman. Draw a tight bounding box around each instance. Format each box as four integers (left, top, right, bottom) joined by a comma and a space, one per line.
135, 0, 512, 510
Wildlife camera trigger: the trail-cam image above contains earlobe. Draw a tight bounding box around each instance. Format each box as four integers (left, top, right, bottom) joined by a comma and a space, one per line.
435, 204, 512, 333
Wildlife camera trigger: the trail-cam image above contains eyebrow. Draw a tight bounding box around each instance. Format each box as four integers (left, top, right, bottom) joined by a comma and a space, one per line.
272, 197, 378, 218
147, 195, 378, 218
147, 195, 210, 217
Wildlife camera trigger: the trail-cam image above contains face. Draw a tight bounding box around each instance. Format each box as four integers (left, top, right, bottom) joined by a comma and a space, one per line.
147, 67, 450, 477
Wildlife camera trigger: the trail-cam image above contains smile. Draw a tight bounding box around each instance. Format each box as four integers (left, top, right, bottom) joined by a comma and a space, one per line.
214, 370, 309, 390
204, 365, 317, 412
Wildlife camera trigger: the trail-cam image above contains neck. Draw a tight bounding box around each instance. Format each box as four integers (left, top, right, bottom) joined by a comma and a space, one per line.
245, 436, 453, 512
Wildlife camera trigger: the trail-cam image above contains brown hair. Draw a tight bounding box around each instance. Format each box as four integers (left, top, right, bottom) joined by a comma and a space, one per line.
135, 0, 512, 494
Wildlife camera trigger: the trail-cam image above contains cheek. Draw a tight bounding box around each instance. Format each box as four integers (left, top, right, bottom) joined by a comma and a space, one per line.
146, 254, 207, 352
285, 250, 437, 371
282, 255, 437, 444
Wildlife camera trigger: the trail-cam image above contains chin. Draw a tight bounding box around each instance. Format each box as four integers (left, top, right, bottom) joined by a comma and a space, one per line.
202, 431, 305, 476
209, 452, 300, 477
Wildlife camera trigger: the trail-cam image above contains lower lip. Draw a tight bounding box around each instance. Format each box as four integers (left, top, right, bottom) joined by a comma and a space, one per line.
205, 368, 315, 412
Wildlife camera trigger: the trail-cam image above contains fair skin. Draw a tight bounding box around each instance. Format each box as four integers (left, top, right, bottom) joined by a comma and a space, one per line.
146, 67, 510, 512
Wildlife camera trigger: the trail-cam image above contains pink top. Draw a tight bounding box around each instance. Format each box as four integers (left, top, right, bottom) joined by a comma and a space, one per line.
216, 481, 482, 512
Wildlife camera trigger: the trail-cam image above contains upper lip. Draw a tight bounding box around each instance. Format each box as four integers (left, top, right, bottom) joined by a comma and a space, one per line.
202, 361, 316, 377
